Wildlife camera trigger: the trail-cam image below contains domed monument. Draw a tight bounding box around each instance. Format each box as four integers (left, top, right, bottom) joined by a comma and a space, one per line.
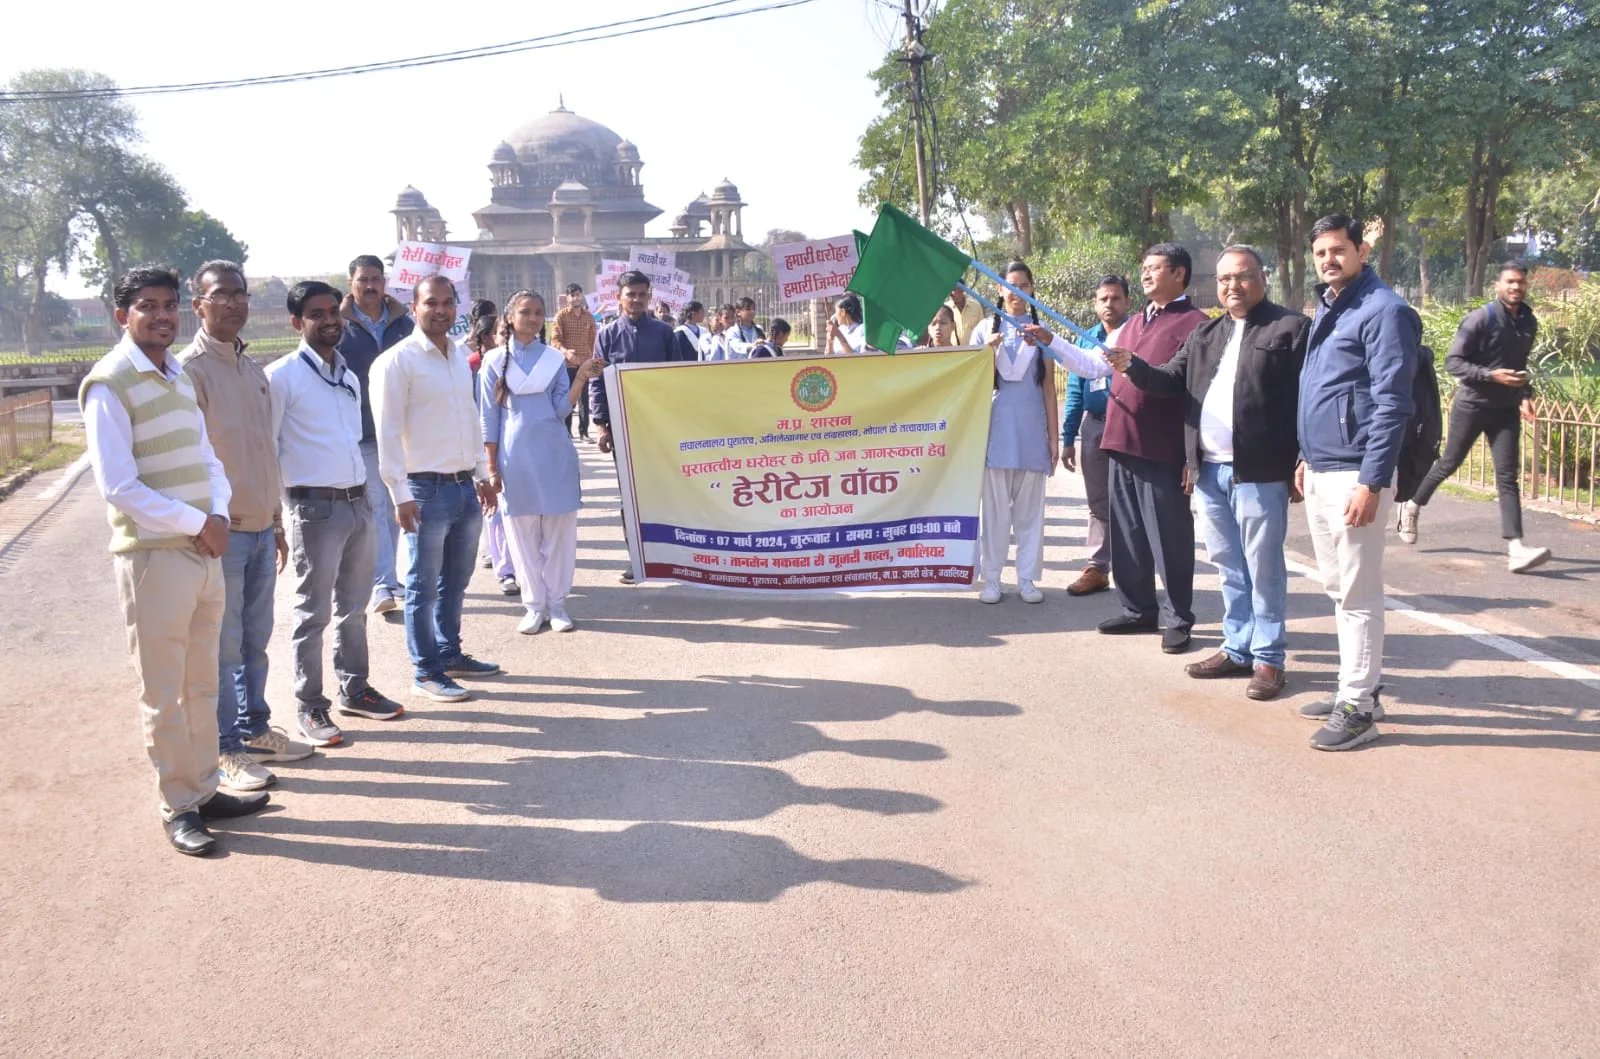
391, 101, 761, 309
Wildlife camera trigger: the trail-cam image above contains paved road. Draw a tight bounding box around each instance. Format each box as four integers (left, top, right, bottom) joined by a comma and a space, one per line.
1, 451, 1595, 1056
50, 399, 81, 427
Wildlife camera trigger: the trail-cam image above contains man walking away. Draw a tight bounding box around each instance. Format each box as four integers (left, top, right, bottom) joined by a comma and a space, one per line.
1399, 260, 1550, 572
268, 281, 406, 748
82, 266, 268, 856
1296, 214, 1420, 750
180, 260, 313, 790
1115, 247, 1309, 700
336, 255, 414, 615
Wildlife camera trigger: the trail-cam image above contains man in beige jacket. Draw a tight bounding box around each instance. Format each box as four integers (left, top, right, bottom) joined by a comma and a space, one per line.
181, 261, 315, 793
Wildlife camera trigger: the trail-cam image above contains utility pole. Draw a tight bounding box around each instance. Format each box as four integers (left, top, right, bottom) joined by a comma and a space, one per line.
901, 0, 932, 226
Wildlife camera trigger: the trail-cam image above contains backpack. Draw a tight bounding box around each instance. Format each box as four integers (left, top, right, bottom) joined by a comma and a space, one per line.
1394, 345, 1443, 503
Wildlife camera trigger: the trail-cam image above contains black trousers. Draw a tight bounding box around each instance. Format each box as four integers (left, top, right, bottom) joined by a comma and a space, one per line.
564, 368, 590, 437
1107, 451, 1195, 630
1412, 400, 1523, 539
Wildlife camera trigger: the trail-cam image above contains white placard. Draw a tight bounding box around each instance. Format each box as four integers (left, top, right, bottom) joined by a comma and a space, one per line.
772, 235, 858, 302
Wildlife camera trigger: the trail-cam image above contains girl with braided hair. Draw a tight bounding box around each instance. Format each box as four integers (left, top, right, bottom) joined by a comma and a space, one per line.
968, 260, 1059, 605
478, 290, 601, 634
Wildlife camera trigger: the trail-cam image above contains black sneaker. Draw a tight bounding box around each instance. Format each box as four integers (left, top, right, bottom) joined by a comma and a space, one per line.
198, 790, 270, 819
442, 654, 501, 678
618, 569, 637, 585
499, 575, 520, 596
1310, 703, 1381, 751
1098, 614, 1158, 635
339, 687, 404, 720
1160, 627, 1192, 654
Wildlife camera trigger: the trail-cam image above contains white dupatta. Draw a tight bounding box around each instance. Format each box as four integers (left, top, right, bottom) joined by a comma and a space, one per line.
993, 319, 1039, 382
502, 340, 566, 396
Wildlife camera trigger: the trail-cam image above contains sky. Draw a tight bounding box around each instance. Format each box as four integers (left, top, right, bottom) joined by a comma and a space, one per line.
2, 0, 905, 296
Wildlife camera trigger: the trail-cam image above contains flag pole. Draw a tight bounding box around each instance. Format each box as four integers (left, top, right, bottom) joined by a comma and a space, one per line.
967, 261, 1111, 352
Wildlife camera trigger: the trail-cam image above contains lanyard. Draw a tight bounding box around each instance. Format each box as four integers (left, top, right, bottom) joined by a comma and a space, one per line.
300, 351, 357, 400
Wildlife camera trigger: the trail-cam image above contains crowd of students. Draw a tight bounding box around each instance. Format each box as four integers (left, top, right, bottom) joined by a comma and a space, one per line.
80, 215, 1548, 855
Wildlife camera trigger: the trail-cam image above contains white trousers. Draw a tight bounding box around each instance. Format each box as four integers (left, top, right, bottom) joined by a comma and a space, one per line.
502, 511, 579, 613
981, 468, 1047, 584
1303, 468, 1393, 708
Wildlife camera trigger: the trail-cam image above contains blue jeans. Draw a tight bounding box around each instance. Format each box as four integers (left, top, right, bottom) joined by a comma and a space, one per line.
361, 439, 403, 596
218, 527, 277, 752
1194, 462, 1290, 669
403, 477, 483, 681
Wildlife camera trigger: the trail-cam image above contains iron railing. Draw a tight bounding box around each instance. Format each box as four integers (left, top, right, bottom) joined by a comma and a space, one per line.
0, 389, 53, 464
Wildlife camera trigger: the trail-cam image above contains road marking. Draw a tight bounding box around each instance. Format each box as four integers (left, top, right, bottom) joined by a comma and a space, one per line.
1281, 555, 1600, 695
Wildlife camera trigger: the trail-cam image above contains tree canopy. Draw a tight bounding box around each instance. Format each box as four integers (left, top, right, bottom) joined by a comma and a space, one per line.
856, 0, 1600, 305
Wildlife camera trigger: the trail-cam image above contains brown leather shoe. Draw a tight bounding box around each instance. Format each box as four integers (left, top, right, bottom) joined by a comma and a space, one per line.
1184, 650, 1253, 678
1246, 664, 1287, 700
1066, 567, 1110, 596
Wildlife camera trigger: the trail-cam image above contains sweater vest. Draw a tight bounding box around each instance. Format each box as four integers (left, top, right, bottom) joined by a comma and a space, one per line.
79, 349, 214, 552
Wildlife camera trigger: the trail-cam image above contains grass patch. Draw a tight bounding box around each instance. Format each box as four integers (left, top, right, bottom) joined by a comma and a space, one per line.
0, 437, 86, 483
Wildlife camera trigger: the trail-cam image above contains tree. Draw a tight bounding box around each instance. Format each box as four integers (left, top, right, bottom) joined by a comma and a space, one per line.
1415, 0, 1600, 296
0, 69, 186, 351
84, 210, 249, 304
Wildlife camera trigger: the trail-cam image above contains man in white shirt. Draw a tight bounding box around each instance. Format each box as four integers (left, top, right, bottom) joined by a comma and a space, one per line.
268, 280, 406, 749
1112, 246, 1310, 700
372, 275, 501, 703
80, 266, 268, 856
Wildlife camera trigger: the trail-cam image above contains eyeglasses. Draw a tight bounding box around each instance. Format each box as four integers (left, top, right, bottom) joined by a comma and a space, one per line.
1216, 271, 1263, 287
199, 291, 251, 306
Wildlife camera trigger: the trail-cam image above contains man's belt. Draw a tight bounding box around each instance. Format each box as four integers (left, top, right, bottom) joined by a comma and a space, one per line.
288, 485, 366, 502
407, 470, 477, 483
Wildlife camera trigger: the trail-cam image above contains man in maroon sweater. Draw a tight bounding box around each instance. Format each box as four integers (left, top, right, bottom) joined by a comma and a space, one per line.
1099, 244, 1207, 653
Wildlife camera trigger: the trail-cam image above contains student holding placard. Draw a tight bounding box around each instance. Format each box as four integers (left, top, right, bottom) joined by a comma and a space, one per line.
481, 290, 603, 634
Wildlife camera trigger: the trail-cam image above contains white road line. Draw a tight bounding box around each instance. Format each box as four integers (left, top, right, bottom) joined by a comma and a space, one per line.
1281, 556, 1600, 695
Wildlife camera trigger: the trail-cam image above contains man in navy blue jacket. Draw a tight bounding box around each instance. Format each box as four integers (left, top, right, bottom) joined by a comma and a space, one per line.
590, 271, 698, 583
336, 255, 415, 616
1295, 215, 1420, 751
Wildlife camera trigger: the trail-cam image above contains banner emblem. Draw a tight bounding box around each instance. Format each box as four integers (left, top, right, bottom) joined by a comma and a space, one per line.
790, 366, 838, 413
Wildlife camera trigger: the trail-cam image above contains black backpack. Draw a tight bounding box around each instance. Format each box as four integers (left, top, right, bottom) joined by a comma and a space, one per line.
1394, 345, 1443, 503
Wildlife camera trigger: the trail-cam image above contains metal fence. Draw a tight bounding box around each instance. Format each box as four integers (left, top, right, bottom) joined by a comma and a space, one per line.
0, 390, 53, 464
1448, 396, 1599, 514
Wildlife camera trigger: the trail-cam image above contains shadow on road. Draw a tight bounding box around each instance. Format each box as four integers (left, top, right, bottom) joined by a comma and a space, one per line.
222, 673, 1009, 900
224, 817, 970, 902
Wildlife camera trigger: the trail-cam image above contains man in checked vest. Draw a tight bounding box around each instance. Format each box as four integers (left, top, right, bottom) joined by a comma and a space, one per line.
80, 266, 270, 857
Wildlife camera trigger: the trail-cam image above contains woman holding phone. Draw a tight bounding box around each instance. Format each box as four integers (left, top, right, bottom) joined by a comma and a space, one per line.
480, 290, 603, 633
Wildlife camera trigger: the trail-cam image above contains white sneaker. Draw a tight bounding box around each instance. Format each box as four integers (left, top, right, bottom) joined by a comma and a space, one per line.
219, 751, 275, 791
243, 726, 316, 763
549, 604, 575, 633
1396, 501, 1420, 544
1508, 540, 1552, 573
517, 610, 548, 635
979, 582, 1002, 604
1018, 580, 1044, 604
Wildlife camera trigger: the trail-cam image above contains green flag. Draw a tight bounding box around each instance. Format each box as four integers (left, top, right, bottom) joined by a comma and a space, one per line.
850, 229, 900, 352
848, 203, 972, 351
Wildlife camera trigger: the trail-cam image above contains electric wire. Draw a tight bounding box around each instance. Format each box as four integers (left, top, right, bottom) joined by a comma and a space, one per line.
0, 0, 814, 102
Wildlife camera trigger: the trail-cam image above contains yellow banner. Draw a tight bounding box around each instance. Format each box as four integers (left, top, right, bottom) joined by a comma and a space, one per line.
606, 348, 992, 591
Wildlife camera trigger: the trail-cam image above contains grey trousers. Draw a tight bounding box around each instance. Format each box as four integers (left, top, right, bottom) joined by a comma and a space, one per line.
287, 492, 376, 708
1107, 451, 1196, 630
1079, 411, 1112, 572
